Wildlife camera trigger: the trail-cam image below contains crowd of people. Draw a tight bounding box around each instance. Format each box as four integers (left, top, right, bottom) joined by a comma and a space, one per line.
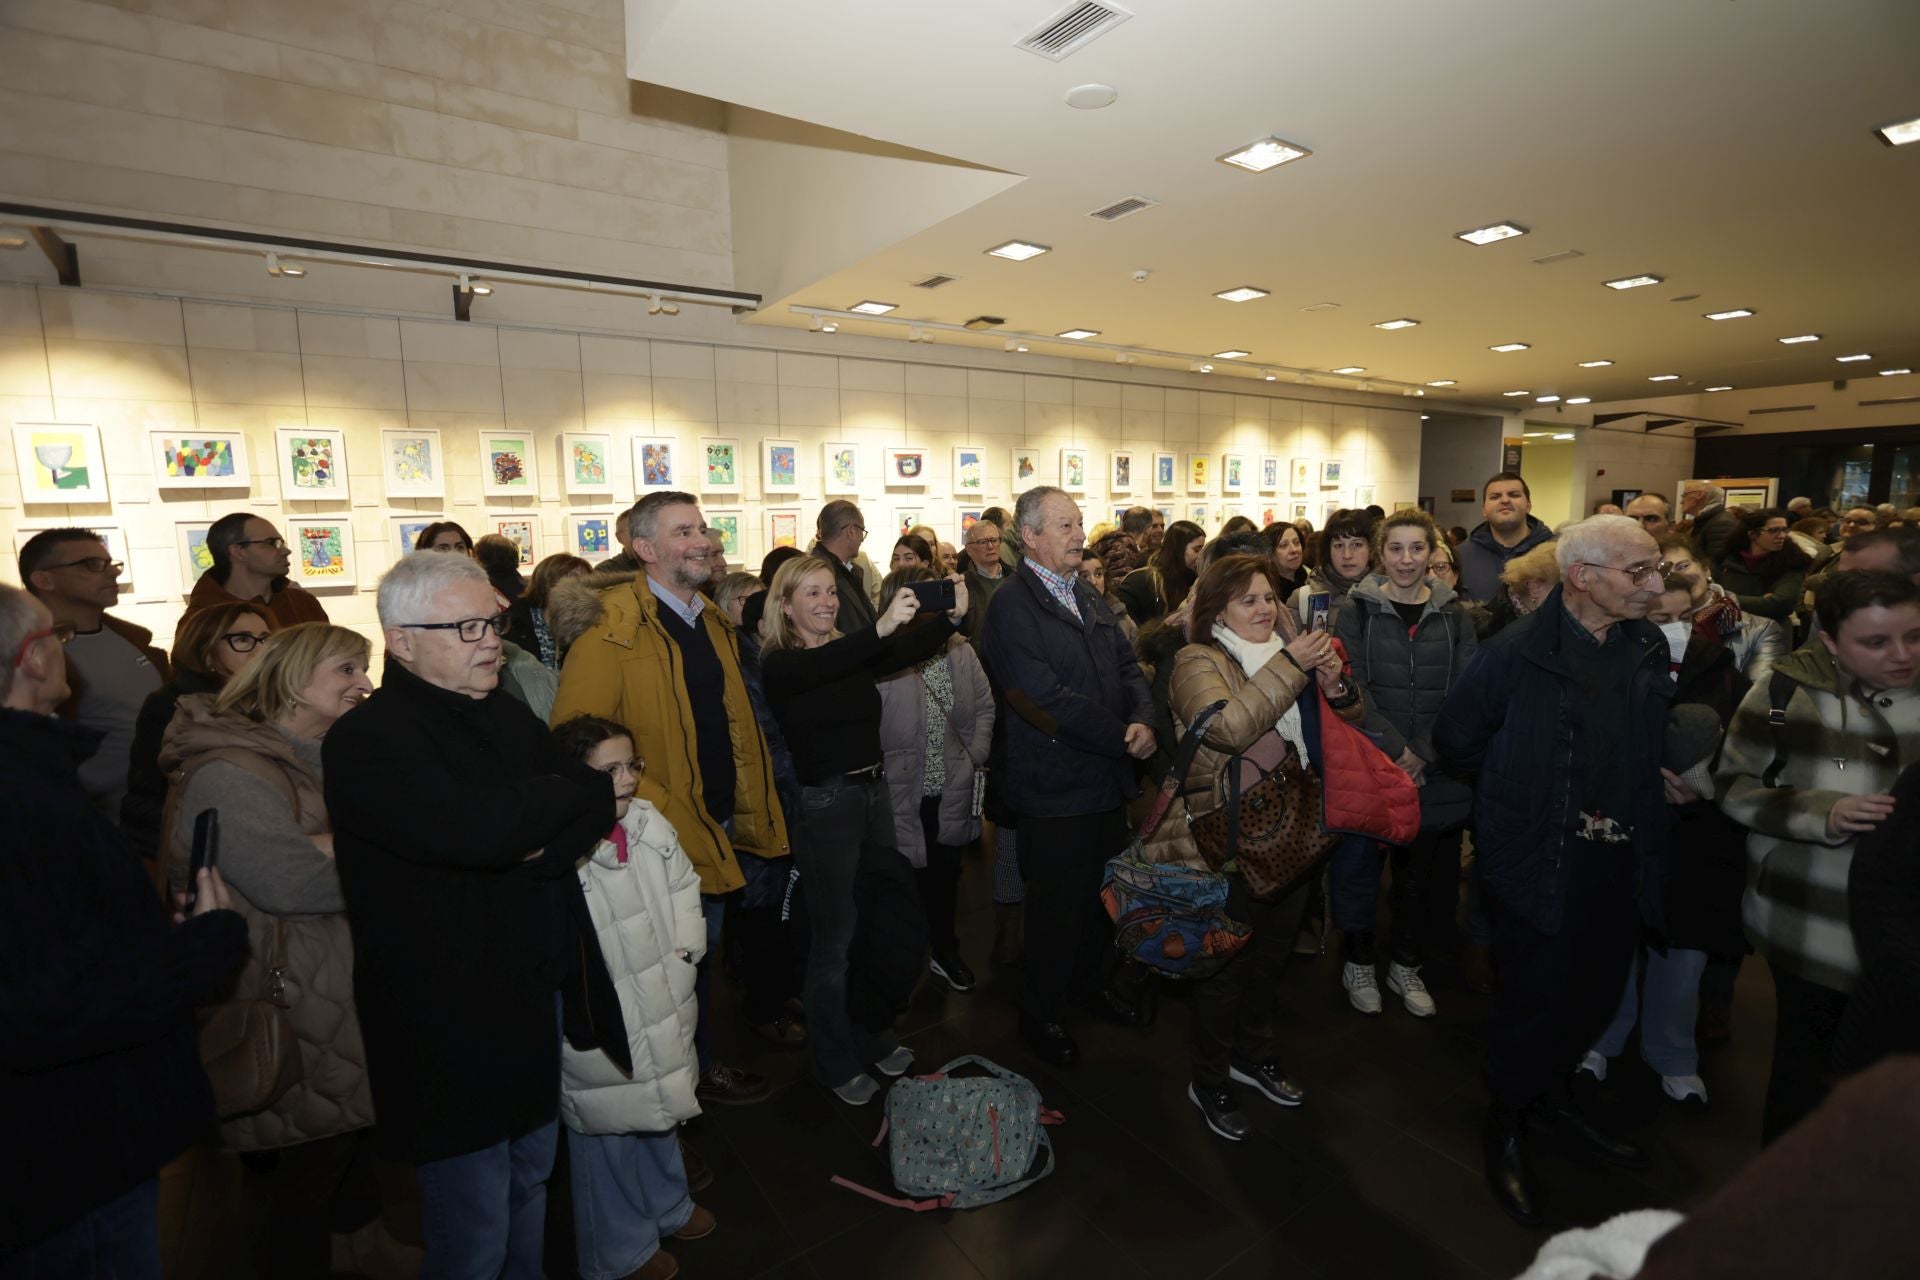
8, 470, 1920, 1275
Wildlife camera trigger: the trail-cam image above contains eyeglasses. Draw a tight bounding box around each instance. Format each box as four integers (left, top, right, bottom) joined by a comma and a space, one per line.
1575, 559, 1673, 585
969, 537, 1002, 548
233, 537, 287, 550
397, 613, 510, 642
1429, 561, 1458, 576
11, 622, 77, 668
597, 757, 646, 780
845, 526, 868, 540
39, 557, 123, 574
221, 631, 271, 654
1759, 525, 1790, 536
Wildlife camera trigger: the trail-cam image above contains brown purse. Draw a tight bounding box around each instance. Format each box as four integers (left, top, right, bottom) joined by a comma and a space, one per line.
1186, 722, 1336, 901
196, 918, 304, 1119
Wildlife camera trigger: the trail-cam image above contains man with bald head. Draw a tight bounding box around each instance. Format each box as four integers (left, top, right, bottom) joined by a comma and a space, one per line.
1437, 515, 1675, 1225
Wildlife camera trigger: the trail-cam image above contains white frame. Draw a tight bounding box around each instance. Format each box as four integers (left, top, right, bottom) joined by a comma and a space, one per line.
762, 438, 801, 496
1221, 453, 1248, 496
1011, 446, 1045, 496
274, 426, 350, 502
1322, 497, 1344, 521
12, 520, 132, 590
883, 445, 932, 487
705, 507, 743, 559
1320, 458, 1344, 488
1259, 455, 1282, 495
764, 506, 802, 552
894, 508, 925, 538
379, 428, 444, 499
1152, 451, 1177, 495
952, 445, 987, 497
822, 441, 863, 495
1189, 503, 1209, 526
286, 517, 356, 590
633, 437, 679, 491
477, 430, 539, 499
174, 519, 214, 593
564, 512, 618, 562
1186, 452, 1212, 494
1353, 484, 1377, 508
700, 436, 742, 495
1290, 457, 1314, 495
1110, 449, 1134, 494
1059, 446, 1090, 496
560, 431, 614, 495
150, 429, 251, 491
488, 513, 539, 567
389, 514, 442, 559
13, 421, 111, 505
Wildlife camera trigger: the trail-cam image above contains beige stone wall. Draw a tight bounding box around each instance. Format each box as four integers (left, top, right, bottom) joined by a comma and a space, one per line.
0, 0, 731, 284
0, 281, 1423, 661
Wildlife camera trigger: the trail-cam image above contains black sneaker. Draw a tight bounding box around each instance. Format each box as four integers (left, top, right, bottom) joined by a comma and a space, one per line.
929, 951, 976, 993
1188, 1081, 1252, 1141
1228, 1060, 1307, 1108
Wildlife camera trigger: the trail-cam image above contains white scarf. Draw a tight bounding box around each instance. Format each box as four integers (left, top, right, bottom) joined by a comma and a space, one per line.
1210, 622, 1310, 761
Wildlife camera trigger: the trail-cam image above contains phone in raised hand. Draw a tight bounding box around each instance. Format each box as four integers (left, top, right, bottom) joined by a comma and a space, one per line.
183, 808, 219, 914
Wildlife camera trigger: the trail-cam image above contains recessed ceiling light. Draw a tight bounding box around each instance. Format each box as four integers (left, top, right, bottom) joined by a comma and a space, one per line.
1577, 359, 1613, 368
1837, 353, 1873, 362
1490, 342, 1531, 353
1648, 374, 1680, 381
1421, 414, 1431, 419
1881, 368, 1912, 376
1374, 318, 1419, 330
1455, 222, 1529, 246
1536, 395, 1561, 403
1057, 328, 1100, 339
1216, 136, 1312, 172
1425, 379, 1457, 387
1214, 285, 1270, 302
1552, 433, 1575, 440
1213, 349, 1251, 359
1705, 385, 1735, 392
1875, 116, 1920, 147
1604, 274, 1663, 290
1704, 308, 1754, 320
849, 300, 897, 315
1330, 365, 1365, 374
986, 239, 1050, 261
1777, 334, 1821, 344
1503, 390, 1530, 397
1566, 397, 1592, 405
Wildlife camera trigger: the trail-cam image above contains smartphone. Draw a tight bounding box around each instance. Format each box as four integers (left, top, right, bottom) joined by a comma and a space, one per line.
1308, 591, 1333, 634
906, 578, 957, 613
184, 808, 219, 914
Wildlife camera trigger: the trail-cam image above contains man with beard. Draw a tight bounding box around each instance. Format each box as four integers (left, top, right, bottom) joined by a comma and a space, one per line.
1457, 472, 1555, 603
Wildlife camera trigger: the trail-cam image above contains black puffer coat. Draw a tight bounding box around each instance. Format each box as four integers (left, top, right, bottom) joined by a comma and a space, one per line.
1335, 575, 1478, 830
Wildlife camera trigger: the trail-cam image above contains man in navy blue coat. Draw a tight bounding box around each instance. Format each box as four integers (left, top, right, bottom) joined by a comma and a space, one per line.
981, 487, 1155, 1066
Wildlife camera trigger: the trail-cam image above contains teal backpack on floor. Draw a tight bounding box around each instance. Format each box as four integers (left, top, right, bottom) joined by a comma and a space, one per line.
831, 1055, 1063, 1211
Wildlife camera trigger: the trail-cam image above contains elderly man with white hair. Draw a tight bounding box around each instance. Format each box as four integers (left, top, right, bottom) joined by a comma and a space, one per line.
1435, 515, 1676, 1227
324, 551, 624, 1277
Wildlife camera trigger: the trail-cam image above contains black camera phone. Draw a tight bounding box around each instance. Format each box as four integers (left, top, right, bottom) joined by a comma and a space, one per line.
183, 808, 219, 914
906, 578, 957, 613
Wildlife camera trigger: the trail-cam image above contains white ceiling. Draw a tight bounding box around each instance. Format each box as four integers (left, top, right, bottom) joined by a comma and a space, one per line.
628, 0, 1920, 406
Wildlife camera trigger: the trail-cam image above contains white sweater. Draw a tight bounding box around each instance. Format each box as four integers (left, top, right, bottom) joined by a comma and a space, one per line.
559, 798, 707, 1136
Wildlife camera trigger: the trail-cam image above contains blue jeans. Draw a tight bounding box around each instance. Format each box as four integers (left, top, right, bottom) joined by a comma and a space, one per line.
0, 1178, 158, 1280
567, 1129, 692, 1280
1593, 944, 1709, 1077
415, 1120, 559, 1280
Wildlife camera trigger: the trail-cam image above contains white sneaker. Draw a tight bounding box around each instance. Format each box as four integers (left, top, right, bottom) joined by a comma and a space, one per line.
1385, 962, 1436, 1017
1577, 1050, 1608, 1082
1661, 1073, 1708, 1105
1342, 961, 1382, 1015
874, 1046, 915, 1078
833, 1073, 880, 1106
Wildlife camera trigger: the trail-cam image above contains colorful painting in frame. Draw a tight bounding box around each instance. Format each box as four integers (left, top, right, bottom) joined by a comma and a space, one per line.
561, 433, 613, 494
701, 438, 741, 494
822, 442, 861, 495
953, 445, 986, 496
762, 439, 800, 495
1186, 453, 1211, 494
151, 431, 250, 491
1290, 457, 1314, 495
959, 509, 984, 534
1221, 453, 1248, 495
288, 520, 355, 590
1353, 484, 1376, 507
565, 513, 615, 561
379, 429, 442, 498
478, 432, 537, 498
490, 515, 538, 567
1259, 455, 1281, 494
1059, 447, 1089, 495
1291, 501, 1311, 522
1152, 451, 1177, 494
272, 427, 348, 502
389, 515, 439, 559
1110, 450, 1134, 494
1189, 504, 1209, 527
1321, 459, 1344, 488
13, 422, 110, 504
175, 521, 214, 593
633, 438, 677, 490
884, 446, 930, 487
705, 509, 742, 558
1010, 447, 1044, 496
764, 508, 800, 551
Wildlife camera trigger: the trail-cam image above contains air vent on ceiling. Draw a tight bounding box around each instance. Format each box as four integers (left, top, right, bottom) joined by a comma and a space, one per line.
1299, 301, 1342, 313
1015, 1, 1133, 61
1860, 395, 1920, 407
1749, 404, 1815, 415
912, 274, 957, 289
1528, 248, 1584, 266
1087, 194, 1158, 222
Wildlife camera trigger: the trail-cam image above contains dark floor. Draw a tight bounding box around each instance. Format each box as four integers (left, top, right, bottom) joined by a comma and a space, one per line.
163, 848, 1775, 1279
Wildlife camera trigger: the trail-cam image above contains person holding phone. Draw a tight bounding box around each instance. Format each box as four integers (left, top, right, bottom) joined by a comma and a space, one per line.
1287, 509, 1374, 633
759, 554, 967, 1104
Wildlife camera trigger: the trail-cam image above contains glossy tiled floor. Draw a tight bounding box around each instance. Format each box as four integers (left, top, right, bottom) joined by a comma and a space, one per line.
163, 849, 1775, 1279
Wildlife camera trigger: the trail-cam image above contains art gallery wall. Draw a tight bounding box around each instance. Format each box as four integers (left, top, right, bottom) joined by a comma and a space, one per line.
0, 283, 1423, 659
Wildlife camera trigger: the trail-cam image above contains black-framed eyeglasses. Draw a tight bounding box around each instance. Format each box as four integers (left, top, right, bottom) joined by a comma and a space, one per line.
11, 622, 76, 668
1429, 561, 1458, 576
221, 631, 271, 654
397, 613, 510, 643
969, 536, 1002, 548
1575, 559, 1673, 585
233, 537, 287, 550
40, 557, 123, 574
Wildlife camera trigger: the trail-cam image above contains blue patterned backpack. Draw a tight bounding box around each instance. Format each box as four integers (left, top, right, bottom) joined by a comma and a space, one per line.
831, 1056, 1063, 1211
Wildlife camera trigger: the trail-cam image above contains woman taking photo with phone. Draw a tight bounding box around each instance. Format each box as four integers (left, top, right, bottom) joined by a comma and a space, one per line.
760, 556, 969, 1105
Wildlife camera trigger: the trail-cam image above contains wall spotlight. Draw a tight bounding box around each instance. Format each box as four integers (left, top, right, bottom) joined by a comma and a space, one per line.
1190, 361, 1213, 373
265, 251, 304, 278
1005, 338, 1028, 353
1263, 369, 1278, 381
1114, 351, 1137, 364
808, 315, 824, 331
821, 320, 838, 333
456, 272, 492, 296
647, 294, 664, 315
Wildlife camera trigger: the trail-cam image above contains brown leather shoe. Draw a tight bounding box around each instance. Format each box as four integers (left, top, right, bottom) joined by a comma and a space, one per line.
622, 1248, 679, 1280
678, 1136, 713, 1192
695, 1064, 770, 1106
672, 1204, 717, 1241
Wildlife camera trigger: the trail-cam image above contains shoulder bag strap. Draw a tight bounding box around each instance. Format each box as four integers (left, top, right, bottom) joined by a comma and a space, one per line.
1761, 670, 1797, 789
923, 662, 984, 770
1137, 700, 1228, 840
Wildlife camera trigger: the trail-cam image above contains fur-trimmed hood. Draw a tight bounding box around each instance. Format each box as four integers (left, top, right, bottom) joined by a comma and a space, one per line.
547, 569, 734, 655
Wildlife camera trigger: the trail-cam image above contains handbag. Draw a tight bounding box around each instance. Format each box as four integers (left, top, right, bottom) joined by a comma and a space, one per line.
196, 918, 304, 1120
924, 657, 988, 819
1184, 708, 1338, 901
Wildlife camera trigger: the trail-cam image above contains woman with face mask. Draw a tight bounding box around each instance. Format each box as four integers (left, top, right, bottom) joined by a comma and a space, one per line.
1286, 511, 1374, 633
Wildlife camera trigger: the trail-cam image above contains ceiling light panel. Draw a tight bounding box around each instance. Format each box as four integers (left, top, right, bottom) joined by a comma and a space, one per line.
1881, 368, 1913, 376
1577, 359, 1613, 368
1603, 274, 1663, 290
1648, 374, 1680, 381
986, 239, 1050, 261
1455, 222, 1529, 246
1217, 136, 1312, 172
1214, 285, 1269, 302
1373, 318, 1419, 330
1703, 308, 1754, 320
1213, 349, 1250, 359
1425, 379, 1457, 387
1566, 397, 1592, 405
1503, 390, 1530, 397
1490, 342, 1530, 353
849, 300, 897, 314
1330, 366, 1365, 374
1876, 116, 1920, 146
1777, 334, 1821, 344
1837, 353, 1873, 362
1536, 395, 1561, 403
1057, 328, 1100, 339
1705, 385, 1734, 392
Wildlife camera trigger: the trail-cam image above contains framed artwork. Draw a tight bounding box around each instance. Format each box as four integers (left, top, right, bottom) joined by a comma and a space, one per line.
1186, 452, 1211, 494
274, 427, 348, 502
1291, 501, 1311, 522
1353, 484, 1377, 507
893, 509, 923, 537
822, 442, 862, 495
633, 437, 678, 490
1058, 446, 1090, 495
489, 514, 538, 566
764, 507, 800, 551
1396, 500, 1420, 513
1259, 455, 1281, 494
1418, 496, 1436, 514
959, 509, 984, 534
1154, 504, 1174, 521
1322, 498, 1345, 522
390, 514, 439, 558
13, 422, 111, 504
1110, 450, 1134, 494
1189, 504, 1209, 526
379, 429, 443, 498
953, 445, 987, 496
478, 431, 537, 498
1011, 447, 1045, 496
1221, 453, 1248, 495
762, 439, 801, 496
1112, 505, 1130, 522
151, 430, 250, 490
1320, 459, 1344, 487
1260, 506, 1280, 526
565, 513, 616, 561
700, 437, 741, 494
560, 432, 613, 494
1152, 451, 1177, 495
1290, 458, 1314, 494
287, 519, 356, 590
174, 520, 213, 591
13, 520, 132, 590
884, 445, 930, 487
706, 508, 742, 558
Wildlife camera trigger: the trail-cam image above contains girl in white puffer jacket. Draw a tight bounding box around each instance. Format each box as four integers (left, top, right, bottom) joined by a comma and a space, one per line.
554, 715, 714, 1280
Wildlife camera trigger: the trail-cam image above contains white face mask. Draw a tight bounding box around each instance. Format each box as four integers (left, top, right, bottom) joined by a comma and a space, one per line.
1660, 620, 1691, 665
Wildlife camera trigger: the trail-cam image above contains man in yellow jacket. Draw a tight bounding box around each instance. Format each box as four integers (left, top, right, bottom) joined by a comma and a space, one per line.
551, 491, 792, 1109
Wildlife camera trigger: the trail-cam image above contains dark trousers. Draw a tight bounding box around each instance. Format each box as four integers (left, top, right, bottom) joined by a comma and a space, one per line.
1191, 875, 1312, 1086
734, 850, 799, 1023
240, 1129, 383, 1277
1763, 962, 1849, 1146
1329, 827, 1461, 965
916, 796, 964, 956
1485, 839, 1641, 1112
796, 776, 901, 1086
1017, 808, 1128, 1023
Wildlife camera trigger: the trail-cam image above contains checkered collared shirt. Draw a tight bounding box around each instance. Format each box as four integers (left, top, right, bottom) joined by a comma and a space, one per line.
1023, 558, 1082, 622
